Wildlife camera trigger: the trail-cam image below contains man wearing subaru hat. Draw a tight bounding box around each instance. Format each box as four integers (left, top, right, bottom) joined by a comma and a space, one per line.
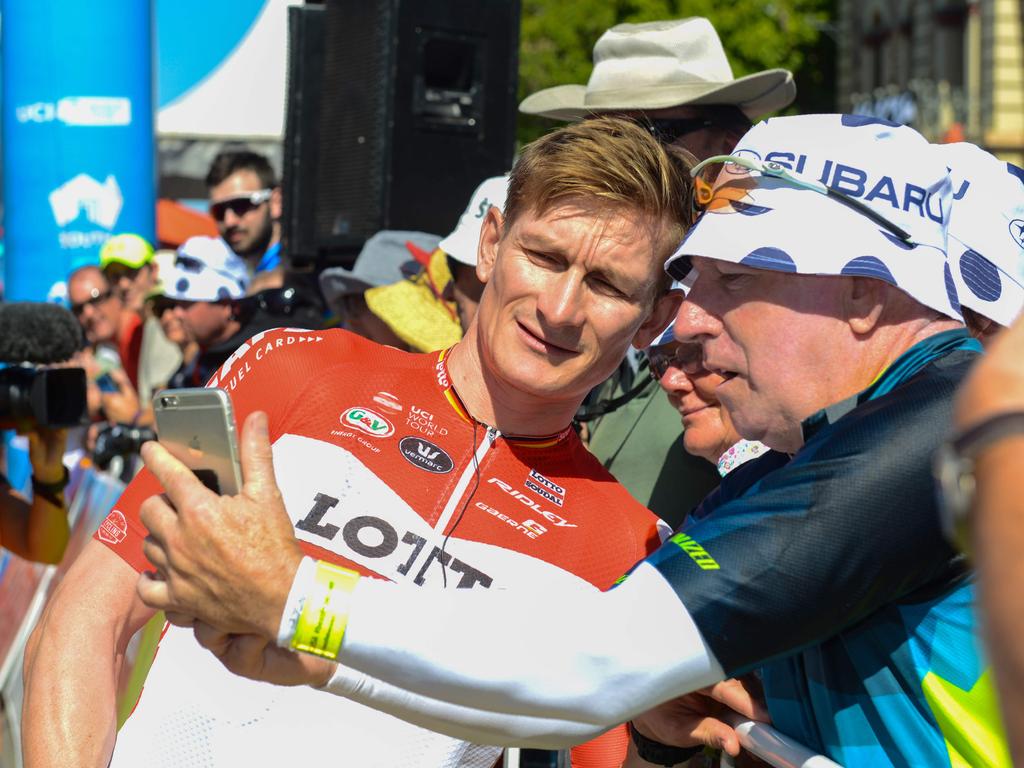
522, 17, 792, 522
116, 116, 1012, 766
941, 141, 1024, 345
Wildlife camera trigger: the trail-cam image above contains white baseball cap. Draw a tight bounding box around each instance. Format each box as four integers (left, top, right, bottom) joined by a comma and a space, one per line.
666, 114, 960, 319
939, 142, 1024, 327
439, 175, 510, 266
157, 236, 248, 301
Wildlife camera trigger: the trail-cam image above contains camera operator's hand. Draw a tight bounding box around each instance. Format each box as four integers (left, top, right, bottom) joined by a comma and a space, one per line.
0, 427, 70, 564
28, 427, 68, 485
100, 366, 140, 424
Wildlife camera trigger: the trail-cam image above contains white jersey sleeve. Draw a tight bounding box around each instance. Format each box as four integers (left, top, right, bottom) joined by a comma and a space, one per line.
336, 561, 725, 742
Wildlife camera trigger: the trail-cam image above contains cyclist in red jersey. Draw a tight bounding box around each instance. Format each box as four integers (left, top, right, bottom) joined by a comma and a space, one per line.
23, 118, 695, 768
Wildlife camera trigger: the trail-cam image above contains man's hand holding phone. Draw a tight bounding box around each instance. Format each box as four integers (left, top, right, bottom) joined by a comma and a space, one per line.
138, 410, 304, 640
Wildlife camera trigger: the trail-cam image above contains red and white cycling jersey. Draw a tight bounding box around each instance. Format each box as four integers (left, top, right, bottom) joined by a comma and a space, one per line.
98, 328, 666, 768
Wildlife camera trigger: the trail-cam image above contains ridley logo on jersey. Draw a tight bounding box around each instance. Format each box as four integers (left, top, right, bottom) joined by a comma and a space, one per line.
487, 477, 577, 528
341, 407, 395, 437
399, 436, 454, 474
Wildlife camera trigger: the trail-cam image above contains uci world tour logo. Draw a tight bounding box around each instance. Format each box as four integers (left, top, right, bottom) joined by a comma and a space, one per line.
399, 436, 454, 474
342, 407, 394, 437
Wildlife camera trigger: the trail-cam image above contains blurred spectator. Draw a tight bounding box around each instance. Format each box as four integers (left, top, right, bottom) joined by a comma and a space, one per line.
136, 249, 191, 404
149, 237, 250, 386
67, 266, 142, 422
319, 230, 440, 348
940, 142, 1024, 346
0, 427, 69, 564
364, 247, 463, 353
522, 17, 795, 521
949, 313, 1024, 762
100, 233, 157, 315
152, 235, 321, 387
439, 175, 508, 331
206, 149, 283, 283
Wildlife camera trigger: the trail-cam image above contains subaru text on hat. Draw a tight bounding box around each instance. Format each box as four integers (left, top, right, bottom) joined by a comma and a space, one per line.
666, 114, 960, 320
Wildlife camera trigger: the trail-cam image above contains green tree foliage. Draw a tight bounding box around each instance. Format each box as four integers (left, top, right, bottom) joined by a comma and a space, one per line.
517, 0, 837, 144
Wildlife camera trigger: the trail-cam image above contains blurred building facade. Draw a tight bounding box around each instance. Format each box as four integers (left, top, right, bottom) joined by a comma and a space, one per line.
837, 0, 1024, 163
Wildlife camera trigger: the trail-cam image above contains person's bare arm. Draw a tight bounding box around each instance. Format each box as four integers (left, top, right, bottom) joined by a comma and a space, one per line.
22, 539, 155, 767
955, 317, 1024, 763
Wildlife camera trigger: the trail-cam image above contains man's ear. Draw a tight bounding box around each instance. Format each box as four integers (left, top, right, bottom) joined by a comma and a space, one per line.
270, 186, 283, 220
845, 277, 885, 335
632, 289, 683, 349
475, 206, 504, 285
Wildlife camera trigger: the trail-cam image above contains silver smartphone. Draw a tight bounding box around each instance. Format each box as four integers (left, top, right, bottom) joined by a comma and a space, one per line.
153, 387, 243, 496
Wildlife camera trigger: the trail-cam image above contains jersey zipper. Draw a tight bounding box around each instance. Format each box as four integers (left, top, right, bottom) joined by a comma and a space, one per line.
433, 425, 499, 535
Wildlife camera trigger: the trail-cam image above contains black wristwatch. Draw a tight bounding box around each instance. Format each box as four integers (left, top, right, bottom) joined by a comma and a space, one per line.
628, 721, 703, 766
31, 465, 70, 507
935, 410, 1024, 556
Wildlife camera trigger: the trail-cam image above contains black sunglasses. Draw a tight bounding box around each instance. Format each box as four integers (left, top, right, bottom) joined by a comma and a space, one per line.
151, 296, 196, 316
209, 188, 273, 222
71, 287, 114, 317
642, 117, 716, 145
646, 342, 705, 380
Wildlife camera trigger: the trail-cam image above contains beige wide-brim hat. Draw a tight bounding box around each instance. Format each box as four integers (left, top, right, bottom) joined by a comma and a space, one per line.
520, 18, 796, 121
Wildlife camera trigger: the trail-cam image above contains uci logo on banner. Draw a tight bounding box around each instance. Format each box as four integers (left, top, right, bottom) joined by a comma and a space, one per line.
341, 407, 395, 438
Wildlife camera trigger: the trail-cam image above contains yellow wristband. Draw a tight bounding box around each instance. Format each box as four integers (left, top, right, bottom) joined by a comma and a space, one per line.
290, 560, 361, 660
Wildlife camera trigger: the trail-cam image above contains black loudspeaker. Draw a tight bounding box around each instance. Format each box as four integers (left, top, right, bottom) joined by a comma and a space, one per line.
283, 0, 520, 268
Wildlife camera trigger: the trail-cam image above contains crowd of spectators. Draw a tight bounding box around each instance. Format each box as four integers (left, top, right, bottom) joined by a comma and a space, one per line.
6, 13, 1024, 768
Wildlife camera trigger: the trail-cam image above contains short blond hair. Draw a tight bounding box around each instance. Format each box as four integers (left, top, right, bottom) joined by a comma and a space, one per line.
505, 117, 696, 286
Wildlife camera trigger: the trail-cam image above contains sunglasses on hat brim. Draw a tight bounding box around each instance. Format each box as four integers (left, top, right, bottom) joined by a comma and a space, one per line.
689, 154, 914, 244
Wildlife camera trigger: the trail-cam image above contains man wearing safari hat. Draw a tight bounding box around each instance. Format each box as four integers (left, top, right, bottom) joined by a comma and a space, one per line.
127, 115, 1010, 766
521, 17, 796, 161
523, 17, 788, 521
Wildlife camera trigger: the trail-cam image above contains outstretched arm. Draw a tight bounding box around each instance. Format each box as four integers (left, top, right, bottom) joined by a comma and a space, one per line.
22, 539, 155, 767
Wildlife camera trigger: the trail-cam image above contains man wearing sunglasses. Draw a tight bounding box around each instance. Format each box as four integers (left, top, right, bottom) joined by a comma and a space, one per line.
521, 18, 796, 527
68, 265, 145, 392
206, 149, 283, 278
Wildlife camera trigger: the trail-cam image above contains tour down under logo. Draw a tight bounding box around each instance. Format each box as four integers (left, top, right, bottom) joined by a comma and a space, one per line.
341, 407, 395, 437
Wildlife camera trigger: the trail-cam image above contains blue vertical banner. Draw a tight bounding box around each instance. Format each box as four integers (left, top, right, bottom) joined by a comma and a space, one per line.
1, 0, 155, 302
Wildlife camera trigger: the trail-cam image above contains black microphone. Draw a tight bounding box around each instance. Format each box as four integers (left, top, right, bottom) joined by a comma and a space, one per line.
0, 302, 83, 364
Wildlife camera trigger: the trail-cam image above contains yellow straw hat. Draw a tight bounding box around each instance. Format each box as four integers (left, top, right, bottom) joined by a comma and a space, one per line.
364, 248, 462, 352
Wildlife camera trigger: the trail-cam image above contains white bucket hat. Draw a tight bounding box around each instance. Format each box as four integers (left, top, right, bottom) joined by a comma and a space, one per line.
666, 114, 960, 319
439, 175, 510, 266
939, 142, 1024, 327
158, 239, 249, 302
520, 18, 796, 121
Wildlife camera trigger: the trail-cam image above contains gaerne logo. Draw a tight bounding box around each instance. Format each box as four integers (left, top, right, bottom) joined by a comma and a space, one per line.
399, 436, 454, 474
98, 509, 127, 545
373, 391, 403, 413
341, 407, 394, 437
